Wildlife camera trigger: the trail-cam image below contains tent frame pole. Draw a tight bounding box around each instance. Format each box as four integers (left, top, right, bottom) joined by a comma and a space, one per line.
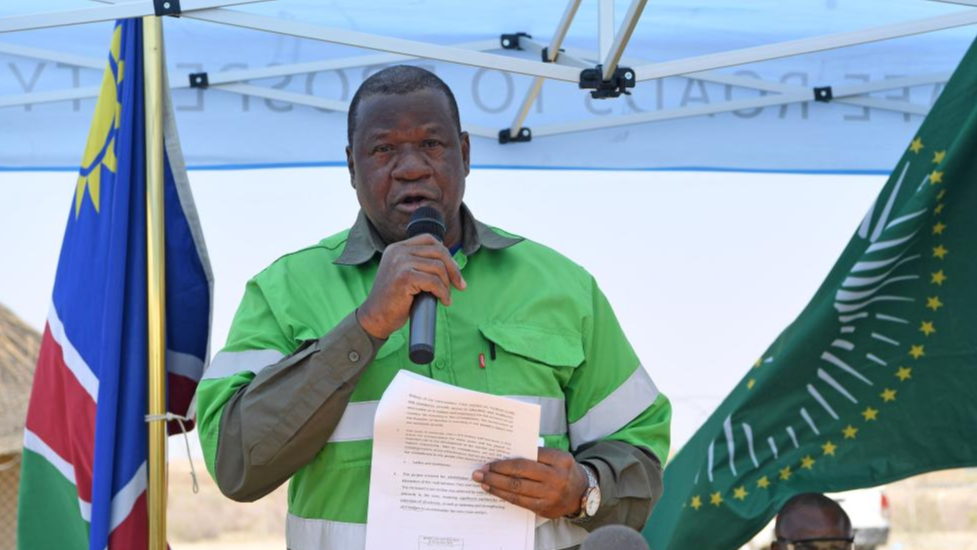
0, 87, 102, 109
77, 1, 972, 80
0, 35, 499, 81
598, 0, 614, 62
182, 8, 582, 82
632, 9, 977, 82
1, 1, 973, 140
187, 39, 500, 85
928, 0, 977, 6
520, 38, 591, 68
528, 72, 946, 138
508, 0, 583, 138
0, 42, 104, 69
4, 2, 975, 89
0, 36, 946, 121
0, 0, 263, 34
563, 45, 943, 115
203, 71, 946, 120
602, 0, 648, 81
171, 70, 955, 119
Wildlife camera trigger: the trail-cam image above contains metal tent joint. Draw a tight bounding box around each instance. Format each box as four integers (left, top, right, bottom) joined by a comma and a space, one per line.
814, 86, 834, 103
500, 32, 531, 50
498, 126, 532, 144
153, 0, 182, 17
541, 46, 565, 63
189, 72, 209, 88
579, 65, 635, 99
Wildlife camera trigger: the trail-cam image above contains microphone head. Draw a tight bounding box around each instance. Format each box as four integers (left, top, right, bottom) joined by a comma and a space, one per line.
407, 206, 446, 242
580, 525, 650, 550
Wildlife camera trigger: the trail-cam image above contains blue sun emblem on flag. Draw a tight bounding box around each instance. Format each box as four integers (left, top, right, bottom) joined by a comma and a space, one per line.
75, 23, 124, 218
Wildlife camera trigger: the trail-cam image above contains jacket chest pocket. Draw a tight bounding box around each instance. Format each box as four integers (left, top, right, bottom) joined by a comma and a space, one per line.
478, 322, 584, 398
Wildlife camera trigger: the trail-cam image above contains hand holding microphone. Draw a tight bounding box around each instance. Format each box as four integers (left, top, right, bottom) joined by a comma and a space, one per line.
357, 207, 465, 360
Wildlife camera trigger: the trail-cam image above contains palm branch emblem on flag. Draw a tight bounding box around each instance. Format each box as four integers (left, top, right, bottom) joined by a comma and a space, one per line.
645, 38, 977, 550
688, 145, 955, 508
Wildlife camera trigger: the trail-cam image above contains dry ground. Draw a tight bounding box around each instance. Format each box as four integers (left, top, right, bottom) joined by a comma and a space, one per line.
168, 460, 286, 549
168, 461, 977, 550
882, 468, 977, 550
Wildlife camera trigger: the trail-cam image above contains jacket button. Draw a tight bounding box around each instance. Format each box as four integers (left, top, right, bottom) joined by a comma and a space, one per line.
348, 350, 360, 362
434, 359, 445, 370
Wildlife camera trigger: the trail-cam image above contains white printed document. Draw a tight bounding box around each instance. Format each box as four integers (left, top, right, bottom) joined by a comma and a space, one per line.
365, 370, 541, 550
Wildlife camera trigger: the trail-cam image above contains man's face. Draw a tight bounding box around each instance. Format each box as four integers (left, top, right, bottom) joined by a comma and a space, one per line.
346, 89, 470, 246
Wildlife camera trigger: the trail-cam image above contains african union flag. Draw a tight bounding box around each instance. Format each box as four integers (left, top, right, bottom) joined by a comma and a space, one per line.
16, 20, 212, 550
644, 37, 977, 550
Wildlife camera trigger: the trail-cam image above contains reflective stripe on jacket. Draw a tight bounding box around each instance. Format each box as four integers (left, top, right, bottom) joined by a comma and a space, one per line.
196, 212, 671, 549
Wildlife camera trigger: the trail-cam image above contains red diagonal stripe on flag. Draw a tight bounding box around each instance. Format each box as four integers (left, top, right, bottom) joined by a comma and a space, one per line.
25, 324, 97, 504
107, 491, 149, 549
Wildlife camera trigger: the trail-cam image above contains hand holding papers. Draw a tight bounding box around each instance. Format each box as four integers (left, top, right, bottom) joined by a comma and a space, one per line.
365, 370, 541, 550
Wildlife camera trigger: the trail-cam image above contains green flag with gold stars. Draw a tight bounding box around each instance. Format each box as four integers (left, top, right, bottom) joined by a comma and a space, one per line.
643, 40, 977, 550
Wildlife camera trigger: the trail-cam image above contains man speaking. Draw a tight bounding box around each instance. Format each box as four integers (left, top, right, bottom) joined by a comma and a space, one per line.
196, 66, 671, 550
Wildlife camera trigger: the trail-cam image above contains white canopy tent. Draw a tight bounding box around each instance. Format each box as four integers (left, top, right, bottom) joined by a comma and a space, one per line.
4, 5, 965, 546
1, 0, 975, 172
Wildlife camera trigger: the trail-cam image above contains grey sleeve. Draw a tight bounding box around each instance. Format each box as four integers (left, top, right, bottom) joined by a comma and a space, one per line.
214, 311, 385, 502
572, 441, 664, 533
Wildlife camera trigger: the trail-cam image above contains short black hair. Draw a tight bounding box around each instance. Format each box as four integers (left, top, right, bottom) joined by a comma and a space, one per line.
775, 493, 852, 537
347, 65, 462, 146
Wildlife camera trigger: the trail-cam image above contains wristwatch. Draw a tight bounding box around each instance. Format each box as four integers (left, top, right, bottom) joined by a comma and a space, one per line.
571, 463, 601, 521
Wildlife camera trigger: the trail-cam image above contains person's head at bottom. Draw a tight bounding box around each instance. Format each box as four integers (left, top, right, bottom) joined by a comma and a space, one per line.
580, 525, 649, 550
771, 493, 854, 550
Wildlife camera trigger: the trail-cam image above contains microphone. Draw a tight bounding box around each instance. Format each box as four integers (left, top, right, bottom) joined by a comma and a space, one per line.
580, 525, 650, 550
407, 206, 446, 365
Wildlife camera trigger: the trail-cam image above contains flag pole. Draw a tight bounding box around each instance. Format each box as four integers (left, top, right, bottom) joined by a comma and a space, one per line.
143, 15, 168, 550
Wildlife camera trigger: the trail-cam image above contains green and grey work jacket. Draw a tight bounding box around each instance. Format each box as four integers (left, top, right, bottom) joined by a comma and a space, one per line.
196, 206, 672, 550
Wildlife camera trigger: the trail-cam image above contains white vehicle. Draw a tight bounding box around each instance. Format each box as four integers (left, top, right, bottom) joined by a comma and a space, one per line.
741, 487, 890, 550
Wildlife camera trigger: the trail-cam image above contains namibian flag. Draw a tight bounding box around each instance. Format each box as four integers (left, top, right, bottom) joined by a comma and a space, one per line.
17, 20, 212, 550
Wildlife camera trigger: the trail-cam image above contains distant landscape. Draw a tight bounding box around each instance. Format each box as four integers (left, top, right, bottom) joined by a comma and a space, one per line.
169, 460, 286, 549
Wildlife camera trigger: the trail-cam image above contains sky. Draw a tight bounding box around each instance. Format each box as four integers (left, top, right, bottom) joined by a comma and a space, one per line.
0, 167, 886, 458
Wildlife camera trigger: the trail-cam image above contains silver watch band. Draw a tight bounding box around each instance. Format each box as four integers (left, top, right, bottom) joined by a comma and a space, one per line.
571, 463, 599, 520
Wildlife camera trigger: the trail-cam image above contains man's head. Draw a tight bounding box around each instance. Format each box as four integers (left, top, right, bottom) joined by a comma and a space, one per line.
772, 493, 853, 550
346, 65, 469, 248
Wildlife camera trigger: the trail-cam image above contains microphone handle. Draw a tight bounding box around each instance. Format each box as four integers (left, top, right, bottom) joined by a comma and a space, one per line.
409, 291, 437, 364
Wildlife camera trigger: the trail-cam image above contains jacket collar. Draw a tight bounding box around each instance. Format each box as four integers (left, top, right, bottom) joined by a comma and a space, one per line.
334, 203, 522, 266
